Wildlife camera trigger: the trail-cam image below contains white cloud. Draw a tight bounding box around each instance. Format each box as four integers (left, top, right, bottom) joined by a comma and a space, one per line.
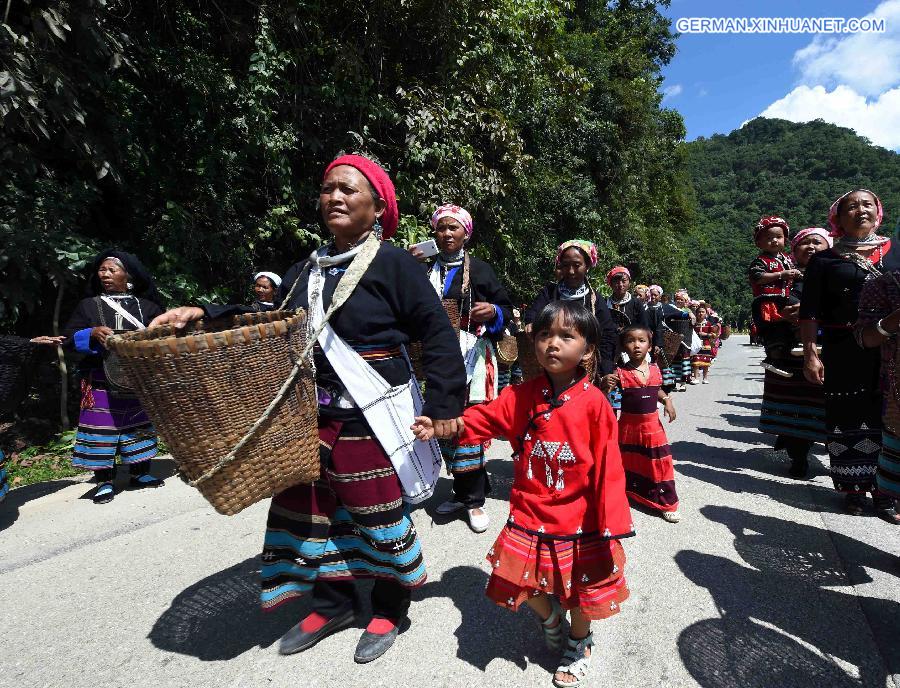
662, 84, 683, 103
792, 0, 900, 96
757, 84, 900, 149
751, 0, 900, 150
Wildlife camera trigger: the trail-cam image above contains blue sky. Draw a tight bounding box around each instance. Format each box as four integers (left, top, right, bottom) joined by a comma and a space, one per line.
660, 0, 900, 149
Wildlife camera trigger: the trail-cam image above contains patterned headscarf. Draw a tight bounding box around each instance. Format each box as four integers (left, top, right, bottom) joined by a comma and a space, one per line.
754, 216, 790, 242
648, 285, 663, 296
827, 189, 883, 237
430, 203, 474, 239
555, 239, 598, 268
790, 227, 833, 251
605, 265, 631, 286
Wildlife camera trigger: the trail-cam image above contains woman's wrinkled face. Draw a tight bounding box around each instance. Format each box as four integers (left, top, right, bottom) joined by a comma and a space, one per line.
649, 290, 661, 305
558, 248, 589, 289
254, 277, 276, 302
674, 293, 688, 308
434, 217, 467, 254
793, 234, 829, 268
319, 165, 385, 241
838, 191, 879, 238
635, 287, 648, 302
610, 273, 630, 298
98, 259, 129, 294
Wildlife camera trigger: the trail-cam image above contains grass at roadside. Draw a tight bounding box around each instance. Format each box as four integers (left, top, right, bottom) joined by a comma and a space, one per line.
6, 430, 85, 488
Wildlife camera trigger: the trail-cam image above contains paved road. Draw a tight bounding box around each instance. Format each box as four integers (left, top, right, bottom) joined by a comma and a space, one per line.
1, 336, 898, 688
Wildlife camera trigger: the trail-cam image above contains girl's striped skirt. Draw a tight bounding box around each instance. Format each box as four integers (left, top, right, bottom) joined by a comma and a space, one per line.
72, 370, 157, 471
260, 415, 426, 610
485, 524, 628, 620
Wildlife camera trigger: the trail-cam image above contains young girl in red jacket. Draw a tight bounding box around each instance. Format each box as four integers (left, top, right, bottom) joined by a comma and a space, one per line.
413, 301, 634, 687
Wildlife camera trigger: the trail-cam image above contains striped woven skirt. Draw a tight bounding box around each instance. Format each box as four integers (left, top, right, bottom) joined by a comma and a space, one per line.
759, 357, 825, 443
260, 415, 426, 610
440, 440, 485, 475
72, 370, 157, 471
0, 448, 8, 503
485, 524, 628, 620
691, 345, 715, 368
878, 429, 900, 500
619, 394, 678, 512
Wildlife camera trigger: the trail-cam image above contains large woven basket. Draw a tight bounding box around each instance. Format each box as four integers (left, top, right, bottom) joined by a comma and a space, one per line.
0, 335, 34, 416
515, 331, 596, 384
410, 299, 461, 380
107, 310, 319, 515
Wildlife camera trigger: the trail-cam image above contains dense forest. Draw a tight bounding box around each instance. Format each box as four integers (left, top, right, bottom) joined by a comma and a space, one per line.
682, 117, 900, 325
1, 0, 691, 337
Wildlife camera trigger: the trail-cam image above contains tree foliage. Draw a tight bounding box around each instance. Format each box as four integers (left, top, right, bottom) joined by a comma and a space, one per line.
2, 0, 690, 335
683, 117, 900, 325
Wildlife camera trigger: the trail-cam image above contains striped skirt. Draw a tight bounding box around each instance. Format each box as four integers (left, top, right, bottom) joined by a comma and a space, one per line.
260, 416, 426, 611
691, 345, 715, 368
485, 524, 628, 620
0, 448, 8, 503
620, 410, 678, 512
440, 441, 485, 475
72, 371, 157, 471
878, 430, 900, 500
759, 358, 825, 443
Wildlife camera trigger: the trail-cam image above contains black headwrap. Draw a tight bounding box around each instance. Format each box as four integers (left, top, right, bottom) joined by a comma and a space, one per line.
86, 249, 164, 306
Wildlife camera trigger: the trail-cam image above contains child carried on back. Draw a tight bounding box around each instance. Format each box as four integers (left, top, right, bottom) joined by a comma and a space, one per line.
748, 216, 802, 365
412, 301, 633, 688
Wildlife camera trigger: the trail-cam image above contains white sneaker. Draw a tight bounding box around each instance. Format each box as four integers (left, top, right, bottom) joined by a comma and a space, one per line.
688, 379, 700, 385
661, 510, 681, 523
467, 508, 490, 533
435, 499, 466, 515
702, 379, 709, 384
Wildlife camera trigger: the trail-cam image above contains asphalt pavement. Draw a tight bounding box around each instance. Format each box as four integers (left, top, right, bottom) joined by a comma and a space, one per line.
1, 335, 897, 688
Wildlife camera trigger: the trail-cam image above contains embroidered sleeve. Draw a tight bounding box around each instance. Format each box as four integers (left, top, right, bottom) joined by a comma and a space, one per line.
748, 256, 770, 284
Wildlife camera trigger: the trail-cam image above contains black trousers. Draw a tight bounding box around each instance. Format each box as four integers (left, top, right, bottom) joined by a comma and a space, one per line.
311, 579, 410, 620
95, 462, 151, 482
452, 467, 491, 508
779, 436, 812, 464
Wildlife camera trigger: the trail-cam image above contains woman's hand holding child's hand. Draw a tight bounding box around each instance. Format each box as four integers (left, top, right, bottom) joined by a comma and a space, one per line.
411, 416, 465, 441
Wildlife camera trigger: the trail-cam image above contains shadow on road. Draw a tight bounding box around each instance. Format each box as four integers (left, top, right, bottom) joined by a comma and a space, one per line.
415, 565, 557, 673
0, 476, 83, 532
677, 505, 898, 687
149, 556, 299, 660
714, 399, 763, 411
673, 441, 836, 514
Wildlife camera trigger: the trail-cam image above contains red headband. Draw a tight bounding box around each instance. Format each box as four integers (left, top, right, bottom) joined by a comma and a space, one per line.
323, 155, 399, 239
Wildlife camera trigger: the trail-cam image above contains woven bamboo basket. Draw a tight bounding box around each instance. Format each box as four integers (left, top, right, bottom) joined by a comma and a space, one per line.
410, 299, 461, 380
720, 324, 732, 340
107, 310, 319, 515
0, 335, 34, 416
516, 331, 596, 384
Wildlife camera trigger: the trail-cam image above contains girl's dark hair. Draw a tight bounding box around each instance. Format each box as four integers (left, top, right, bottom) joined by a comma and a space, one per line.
619, 325, 653, 345
533, 301, 600, 348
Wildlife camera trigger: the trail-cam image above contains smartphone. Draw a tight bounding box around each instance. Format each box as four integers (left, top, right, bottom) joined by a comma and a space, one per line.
410, 238, 439, 258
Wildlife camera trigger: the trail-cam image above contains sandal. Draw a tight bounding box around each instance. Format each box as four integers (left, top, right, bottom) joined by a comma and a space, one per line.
128, 474, 164, 489
873, 496, 900, 525
92, 482, 115, 505
540, 596, 567, 652
844, 493, 866, 516
553, 632, 594, 687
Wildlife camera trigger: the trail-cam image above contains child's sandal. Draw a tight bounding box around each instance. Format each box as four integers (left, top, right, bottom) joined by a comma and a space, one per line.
552, 632, 594, 687
540, 596, 566, 651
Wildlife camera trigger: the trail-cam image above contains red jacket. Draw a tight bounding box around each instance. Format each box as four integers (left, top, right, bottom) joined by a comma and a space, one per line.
459, 375, 634, 540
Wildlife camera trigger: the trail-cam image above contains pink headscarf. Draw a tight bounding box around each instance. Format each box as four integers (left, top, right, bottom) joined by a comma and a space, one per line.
827, 189, 883, 237
648, 285, 663, 296
556, 239, 598, 268
430, 204, 473, 239
790, 227, 833, 251
324, 154, 399, 239
605, 266, 631, 286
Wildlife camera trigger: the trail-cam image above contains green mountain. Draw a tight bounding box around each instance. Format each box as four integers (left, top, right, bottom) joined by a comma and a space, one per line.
681, 117, 900, 325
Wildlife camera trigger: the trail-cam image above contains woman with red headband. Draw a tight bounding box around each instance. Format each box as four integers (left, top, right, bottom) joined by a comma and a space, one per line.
151, 155, 467, 661
800, 189, 898, 519
523, 240, 618, 378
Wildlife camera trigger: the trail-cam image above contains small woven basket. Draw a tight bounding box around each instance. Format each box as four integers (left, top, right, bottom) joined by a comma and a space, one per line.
720, 324, 732, 341
410, 299, 461, 380
107, 310, 319, 515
